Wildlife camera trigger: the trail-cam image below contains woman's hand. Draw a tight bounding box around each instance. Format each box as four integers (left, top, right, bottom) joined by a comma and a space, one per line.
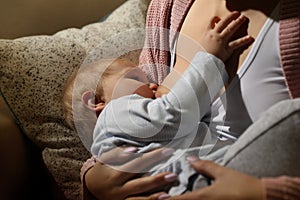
168, 158, 264, 200
84, 147, 177, 200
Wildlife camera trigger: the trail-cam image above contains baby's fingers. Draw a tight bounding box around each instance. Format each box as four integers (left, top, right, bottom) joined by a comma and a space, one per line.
221, 14, 248, 39
228, 35, 254, 51
214, 11, 240, 33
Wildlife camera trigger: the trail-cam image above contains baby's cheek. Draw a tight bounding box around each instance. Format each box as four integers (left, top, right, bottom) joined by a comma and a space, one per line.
111, 81, 137, 99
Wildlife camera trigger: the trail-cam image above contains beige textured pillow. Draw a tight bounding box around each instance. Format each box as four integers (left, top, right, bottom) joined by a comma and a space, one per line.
0, 0, 150, 199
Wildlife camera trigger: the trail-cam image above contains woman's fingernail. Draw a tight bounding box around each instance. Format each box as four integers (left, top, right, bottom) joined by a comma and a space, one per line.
158, 193, 170, 200
162, 148, 174, 157
123, 147, 137, 153
164, 173, 178, 182
187, 156, 199, 162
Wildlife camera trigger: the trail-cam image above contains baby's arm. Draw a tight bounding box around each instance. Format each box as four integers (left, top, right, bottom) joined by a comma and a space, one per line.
157, 12, 254, 96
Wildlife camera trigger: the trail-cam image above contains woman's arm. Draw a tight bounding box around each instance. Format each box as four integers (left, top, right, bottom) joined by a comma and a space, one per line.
82, 148, 177, 200
83, 148, 300, 200
262, 176, 300, 200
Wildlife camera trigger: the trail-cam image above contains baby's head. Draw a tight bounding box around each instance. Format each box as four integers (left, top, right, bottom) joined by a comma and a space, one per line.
62, 58, 158, 132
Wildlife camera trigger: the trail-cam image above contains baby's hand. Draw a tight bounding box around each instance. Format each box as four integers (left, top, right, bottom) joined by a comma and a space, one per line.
201, 11, 254, 63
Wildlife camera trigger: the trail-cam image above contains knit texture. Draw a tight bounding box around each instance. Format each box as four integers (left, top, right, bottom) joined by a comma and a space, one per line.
279, 0, 300, 98
139, 0, 194, 84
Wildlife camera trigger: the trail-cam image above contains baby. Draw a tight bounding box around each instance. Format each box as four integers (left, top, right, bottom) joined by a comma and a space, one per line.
63, 12, 253, 195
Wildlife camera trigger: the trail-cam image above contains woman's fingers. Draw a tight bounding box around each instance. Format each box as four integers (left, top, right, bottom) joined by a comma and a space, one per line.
113, 148, 175, 173
277, 176, 300, 198
123, 172, 177, 197
187, 158, 224, 180
94, 147, 175, 190
99, 146, 139, 165
167, 187, 213, 200
263, 176, 300, 200
289, 177, 300, 195
100, 147, 174, 172
126, 192, 170, 200
85, 159, 177, 199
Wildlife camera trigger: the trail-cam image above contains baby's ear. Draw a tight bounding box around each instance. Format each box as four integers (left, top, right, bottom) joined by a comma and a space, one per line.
81, 91, 106, 112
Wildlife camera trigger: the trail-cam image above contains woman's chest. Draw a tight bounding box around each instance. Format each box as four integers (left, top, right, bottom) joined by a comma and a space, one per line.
177, 0, 267, 69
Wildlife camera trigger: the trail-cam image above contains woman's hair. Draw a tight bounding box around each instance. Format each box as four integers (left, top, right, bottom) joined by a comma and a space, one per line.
62, 59, 124, 140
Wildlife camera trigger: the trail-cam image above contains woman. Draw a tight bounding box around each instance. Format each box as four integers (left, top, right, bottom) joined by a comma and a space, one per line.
82, 0, 300, 199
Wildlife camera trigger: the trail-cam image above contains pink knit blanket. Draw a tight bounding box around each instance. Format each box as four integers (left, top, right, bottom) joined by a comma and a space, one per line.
279, 0, 300, 98
139, 0, 194, 84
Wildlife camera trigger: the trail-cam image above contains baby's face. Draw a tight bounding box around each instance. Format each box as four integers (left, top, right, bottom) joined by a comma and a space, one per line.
103, 60, 158, 102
